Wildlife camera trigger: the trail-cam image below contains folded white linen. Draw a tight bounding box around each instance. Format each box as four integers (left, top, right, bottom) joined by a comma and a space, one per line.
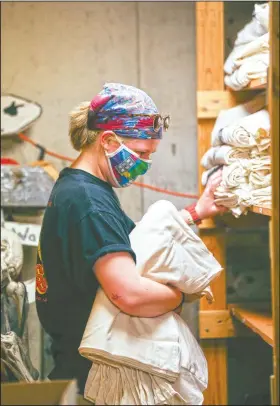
214, 184, 252, 218
201, 145, 251, 169
249, 155, 271, 171
211, 98, 266, 147
250, 185, 272, 207
251, 140, 271, 157
214, 185, 239, 208
249, 171, 271, 189
80, 200, 223, 405
225, 56, 268, 90
224, 33, 269, 75
213, 109, 270, 147
234, 4, 269, 47
221, 160, 250, 189
248, 156, 271, 187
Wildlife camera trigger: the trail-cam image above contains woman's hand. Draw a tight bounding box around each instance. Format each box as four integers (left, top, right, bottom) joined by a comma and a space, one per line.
195, 168, 228, 220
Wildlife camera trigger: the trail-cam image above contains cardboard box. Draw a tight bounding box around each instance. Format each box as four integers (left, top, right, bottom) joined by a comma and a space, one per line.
1, 380, 78, 405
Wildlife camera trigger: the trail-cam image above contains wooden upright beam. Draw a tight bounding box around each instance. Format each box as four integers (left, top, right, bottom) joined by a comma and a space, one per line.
196, 3, 228, 405
269, 2, 280, 404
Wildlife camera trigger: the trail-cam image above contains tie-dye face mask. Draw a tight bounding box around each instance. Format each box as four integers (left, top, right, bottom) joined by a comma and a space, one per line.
105, 139, 152, 188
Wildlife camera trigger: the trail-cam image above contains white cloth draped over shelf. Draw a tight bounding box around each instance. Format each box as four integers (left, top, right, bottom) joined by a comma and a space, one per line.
79, 200, 223, 405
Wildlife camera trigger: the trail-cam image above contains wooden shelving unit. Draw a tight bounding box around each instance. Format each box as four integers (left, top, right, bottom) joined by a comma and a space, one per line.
249, 205, 271, 216
196, 2, 279, 405
246, 77, 267, 90
230, 306, 273, 346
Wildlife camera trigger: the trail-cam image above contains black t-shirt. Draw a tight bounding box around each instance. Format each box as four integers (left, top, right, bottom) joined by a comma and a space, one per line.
36, 168, 136, 394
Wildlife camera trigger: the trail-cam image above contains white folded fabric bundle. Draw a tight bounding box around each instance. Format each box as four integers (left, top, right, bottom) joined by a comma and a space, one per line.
249, 171, 271, 189
225, 55, 268, 90
79, 200, 223, 405
234, 3, 269, 47
213, 109, 270, 148
249, 155, 271, 171
219, 160, 250, 189
224, 33, 269, 75
211, 100, 267, 147
201, 145, 251, 169
251, 139, 271, 157
214, 185, 239, 208
214, 184, 252, 218
248, 156, 271, 189
250, 185, 272, 207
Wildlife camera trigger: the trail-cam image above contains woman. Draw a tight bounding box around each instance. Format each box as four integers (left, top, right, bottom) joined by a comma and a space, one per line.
36, 83, 226, 398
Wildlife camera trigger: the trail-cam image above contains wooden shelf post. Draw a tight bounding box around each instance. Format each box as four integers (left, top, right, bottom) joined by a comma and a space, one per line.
269, 2, 279, 404
196, 3, 228, 404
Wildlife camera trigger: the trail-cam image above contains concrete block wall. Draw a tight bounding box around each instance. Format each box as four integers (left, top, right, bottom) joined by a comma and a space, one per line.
1, 1, 198, 374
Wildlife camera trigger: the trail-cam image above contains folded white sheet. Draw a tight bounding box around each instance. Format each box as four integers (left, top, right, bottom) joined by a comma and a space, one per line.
211, 96, 267, 147
212, 109, 270, 148
202, 161, 250, 190
201, 145, 251, 169
224, 33, 269, 75
225, 55, 268, 90
249, 171, 271, 189
251, 139, 271, 157
214, 183, 252, 218
234, 3, 269, 47
251, 185, 272, 207
80, 200, 223, 405
250, 155, 271, 171
214, 185, 239, 208
221, 160, 250, 189
248, 155, 271, 189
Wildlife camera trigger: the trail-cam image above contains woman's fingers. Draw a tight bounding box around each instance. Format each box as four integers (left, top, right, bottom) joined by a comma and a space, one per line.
208, 168, 223, 186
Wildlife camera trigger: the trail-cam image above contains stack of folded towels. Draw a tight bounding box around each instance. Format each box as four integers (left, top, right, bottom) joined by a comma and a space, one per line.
224, 3, 269, 90
79, 200, 223, 405
201, 106, 271, 217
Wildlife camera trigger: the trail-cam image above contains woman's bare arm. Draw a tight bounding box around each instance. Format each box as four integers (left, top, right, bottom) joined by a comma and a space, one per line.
94, 251, 182, 317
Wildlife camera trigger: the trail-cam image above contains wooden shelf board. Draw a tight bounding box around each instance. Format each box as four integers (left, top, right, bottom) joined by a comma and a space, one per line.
230, 306, 273, 346
249, 205, 272, 216
246, 77, 267, 89
226, 77, 267, 91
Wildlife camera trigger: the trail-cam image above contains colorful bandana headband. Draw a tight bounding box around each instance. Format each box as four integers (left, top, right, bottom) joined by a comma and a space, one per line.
87, 83, 170, 140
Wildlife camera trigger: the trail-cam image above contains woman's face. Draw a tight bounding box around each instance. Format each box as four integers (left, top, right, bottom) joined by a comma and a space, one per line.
101, 132, 160, 160
121, 138, 160, 160
100, 132, 160, 187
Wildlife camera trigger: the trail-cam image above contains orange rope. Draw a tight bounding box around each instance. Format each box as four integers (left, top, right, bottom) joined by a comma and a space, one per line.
18, 132, 74, 162
17, 133, 199, 199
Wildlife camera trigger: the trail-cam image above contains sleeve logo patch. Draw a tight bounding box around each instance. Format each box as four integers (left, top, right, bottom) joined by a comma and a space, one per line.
36, 263, 48, 295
